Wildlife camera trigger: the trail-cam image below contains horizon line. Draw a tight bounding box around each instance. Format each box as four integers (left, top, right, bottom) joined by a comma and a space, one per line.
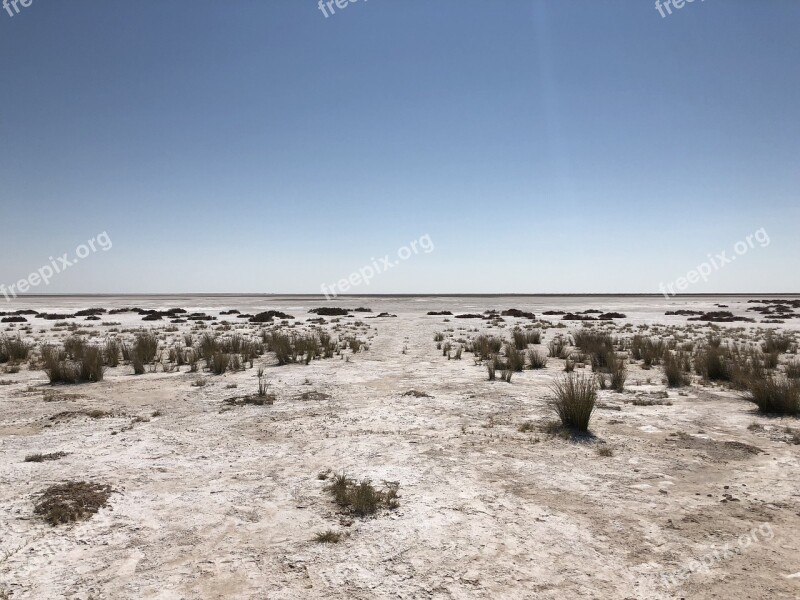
7, 293, 800, 299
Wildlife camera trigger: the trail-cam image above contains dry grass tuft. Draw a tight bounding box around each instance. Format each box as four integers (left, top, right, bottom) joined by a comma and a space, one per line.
314, 530, 343, 544
33, 481, 113, 525
25, 451, 68, 463
550, 374, 597, 432
326, 473, 400, 517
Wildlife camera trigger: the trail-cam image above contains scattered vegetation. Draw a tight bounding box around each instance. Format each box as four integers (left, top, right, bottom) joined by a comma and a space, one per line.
33, 481, 113, 526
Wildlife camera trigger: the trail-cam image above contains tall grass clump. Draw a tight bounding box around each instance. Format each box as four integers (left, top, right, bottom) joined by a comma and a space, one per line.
471, 335, 503, 360
527, 349, 547, 369
130, 332, 158, 375
663, 351, 690, 387
103, 339, 120, 367
744, 377, 799, 415
573, 329, 614, 370
762, 333, 792, 355
486, 356, 497, 381
79, 346, 105, 382
694, 345, 732, 382
210, 351, 230, 375
42, 344, 104, 384
504, 344, 525, 372
134, 333, 159, 362
606, 351, 627, 392
786, 360, 800, 379
630, 335, 666, 369
551, 374, 597, 432
512, 329, 541, 350
0, 335, 30, 363
548, 336, 569, 359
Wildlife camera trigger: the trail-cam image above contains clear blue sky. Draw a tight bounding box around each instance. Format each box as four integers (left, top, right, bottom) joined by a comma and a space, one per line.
1, 0, 798, 294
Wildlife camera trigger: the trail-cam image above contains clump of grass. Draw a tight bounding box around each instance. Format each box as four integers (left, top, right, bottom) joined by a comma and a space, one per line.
573, 329, 614, 369
744, 377, 800, 416
518, 420, 536, 432
210, 351, 231, 375
487, 357, 497, 381
504, 344, 525, 372
257, 367, 269, 397
512, 328, 541, 349
596, 446, 614, 457
41, 345, 105, 384
787, 360, 800, 379
24, 451, 68, 463
762, 333, 792, 355
527, 349, 547, 369
314, 530, 342, 544
129, 332, 158, 375
327, 473, 399, 516
63, 336, 87, 360
630, 335, 665, 368
606, 351, 627, 392
548, 336, 570, 359
471, 335, 503, 360
694, 345, 731, 382
103, 338, 120, 367
550, 374, 597, 432
80, 346, 105, 382
402, 389, 432, 398
663, 351, 690, 387
33, 481, 113, 526
0, 335, 30, 363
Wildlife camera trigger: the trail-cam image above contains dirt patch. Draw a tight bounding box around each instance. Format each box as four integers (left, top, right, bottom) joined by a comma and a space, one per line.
666, 432, 762, 461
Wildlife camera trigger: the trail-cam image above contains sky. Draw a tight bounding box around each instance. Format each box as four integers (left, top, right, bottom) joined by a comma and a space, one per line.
0, 0, 798, 295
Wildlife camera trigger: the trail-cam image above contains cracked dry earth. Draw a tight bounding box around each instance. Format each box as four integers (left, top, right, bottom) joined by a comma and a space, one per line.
1, 296, 800, 599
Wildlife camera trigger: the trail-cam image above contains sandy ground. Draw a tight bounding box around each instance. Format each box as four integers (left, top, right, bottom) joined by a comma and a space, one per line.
1, 296, 799, 599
